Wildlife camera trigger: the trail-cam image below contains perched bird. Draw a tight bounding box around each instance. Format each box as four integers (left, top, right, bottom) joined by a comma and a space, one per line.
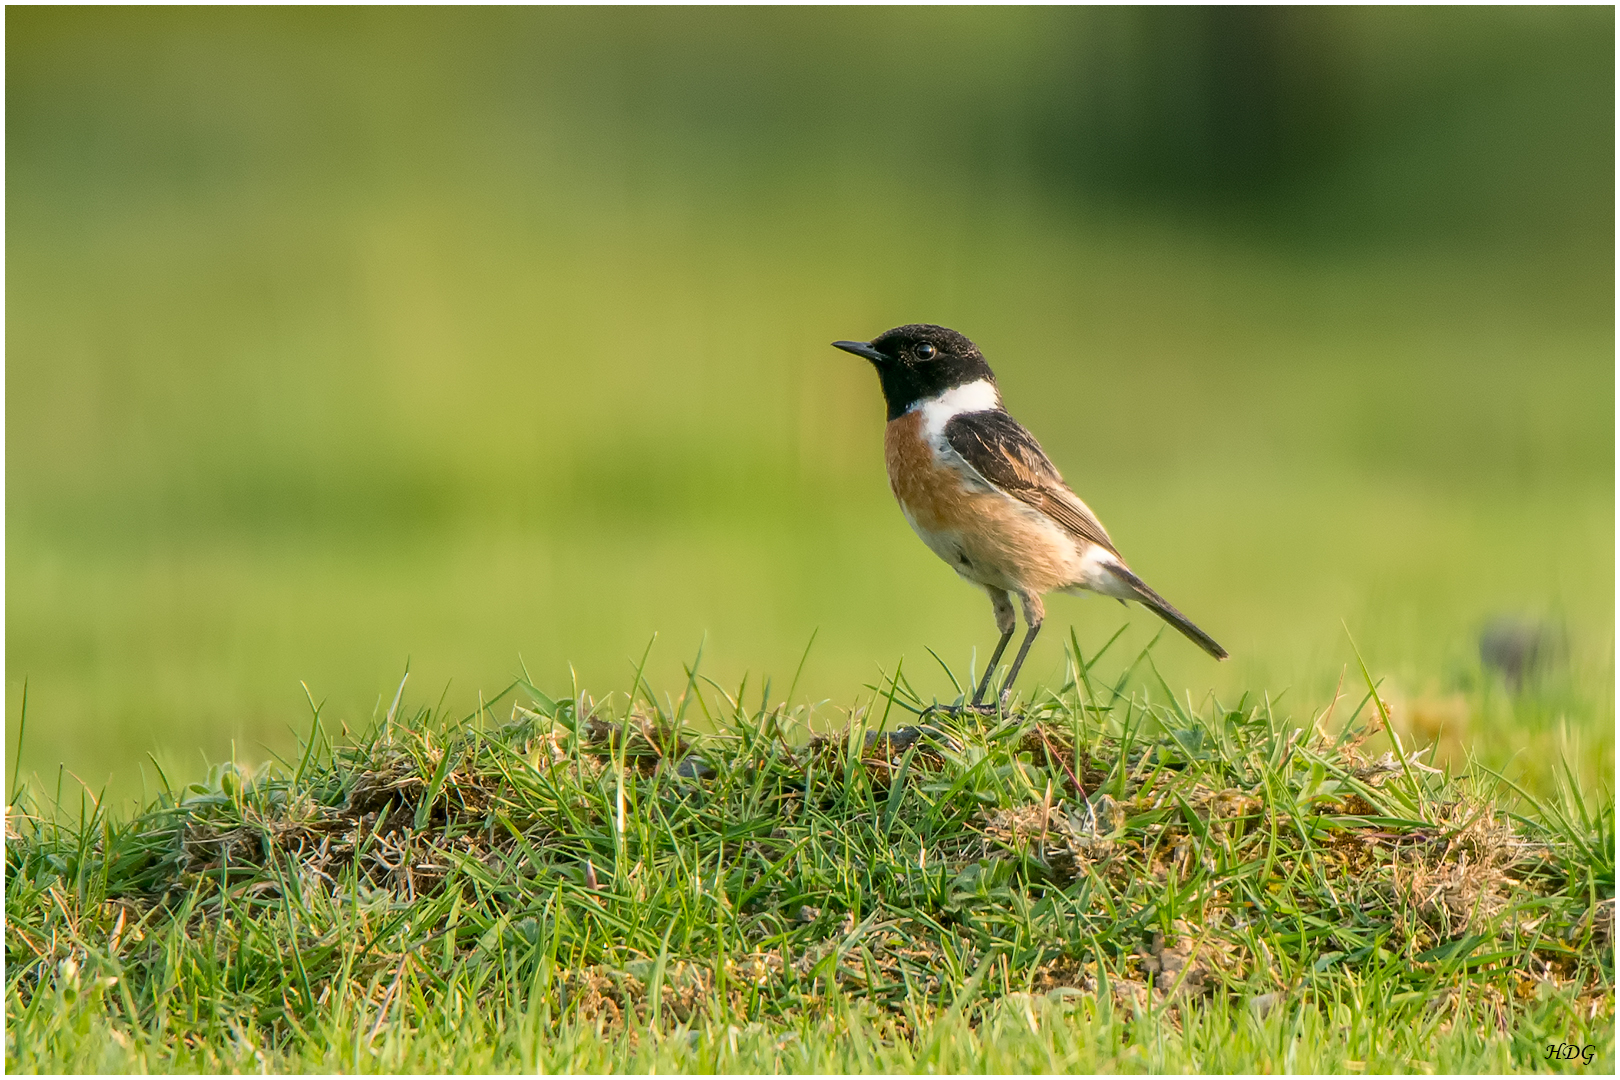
833, 324, 1225, 709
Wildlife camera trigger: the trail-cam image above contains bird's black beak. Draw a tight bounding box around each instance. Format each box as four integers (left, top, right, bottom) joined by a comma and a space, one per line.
832, 340, 887, 365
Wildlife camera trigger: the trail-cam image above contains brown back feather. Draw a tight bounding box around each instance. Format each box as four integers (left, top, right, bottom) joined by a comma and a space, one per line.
942, 411, 1118, 556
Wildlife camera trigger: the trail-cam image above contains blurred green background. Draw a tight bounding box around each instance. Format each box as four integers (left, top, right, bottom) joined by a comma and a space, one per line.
7, 7, 1613, 804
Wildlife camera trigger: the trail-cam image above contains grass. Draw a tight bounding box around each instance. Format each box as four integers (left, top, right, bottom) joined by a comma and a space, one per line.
7, 635, 1612, 1072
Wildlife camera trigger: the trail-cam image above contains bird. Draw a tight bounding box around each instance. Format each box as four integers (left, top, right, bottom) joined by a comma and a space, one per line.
833, 324, 1225, 710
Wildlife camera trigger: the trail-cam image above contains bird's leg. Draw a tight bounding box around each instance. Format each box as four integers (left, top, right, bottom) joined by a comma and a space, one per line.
969, 589, 1017, 707
969, 633, 1012, 707
998, 593, 1046, 705
999, 623, 1043, 702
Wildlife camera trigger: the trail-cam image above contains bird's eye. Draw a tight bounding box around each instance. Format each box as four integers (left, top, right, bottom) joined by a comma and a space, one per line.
914, 342, 937, 360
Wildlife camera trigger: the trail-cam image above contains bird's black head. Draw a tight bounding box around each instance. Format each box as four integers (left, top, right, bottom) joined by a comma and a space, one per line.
831, 324, 996, 420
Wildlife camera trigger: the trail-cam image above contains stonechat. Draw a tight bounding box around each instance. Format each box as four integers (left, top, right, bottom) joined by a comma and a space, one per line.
834, 324, 1226, 709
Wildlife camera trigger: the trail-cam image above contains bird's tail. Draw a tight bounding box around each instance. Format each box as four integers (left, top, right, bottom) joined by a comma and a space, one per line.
1106, 564, 1228, 660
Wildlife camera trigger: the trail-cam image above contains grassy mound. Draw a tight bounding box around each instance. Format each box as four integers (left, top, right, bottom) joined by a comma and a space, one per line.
6, 638, 1614, 1072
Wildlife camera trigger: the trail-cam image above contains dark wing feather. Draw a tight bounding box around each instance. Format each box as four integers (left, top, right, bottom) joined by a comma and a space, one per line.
942, 410, 1118, 555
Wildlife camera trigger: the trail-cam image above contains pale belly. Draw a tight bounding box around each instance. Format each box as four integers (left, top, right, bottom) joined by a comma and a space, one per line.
896, 492, 1090, 596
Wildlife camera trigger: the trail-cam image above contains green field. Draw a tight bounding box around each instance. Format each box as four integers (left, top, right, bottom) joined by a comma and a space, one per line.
5, 10, 1614, 1070
7, 9, 1613, 808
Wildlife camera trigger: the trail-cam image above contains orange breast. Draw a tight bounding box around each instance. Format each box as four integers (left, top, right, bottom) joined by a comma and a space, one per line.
883, 410, 1084, 595
884, 411, 973, 531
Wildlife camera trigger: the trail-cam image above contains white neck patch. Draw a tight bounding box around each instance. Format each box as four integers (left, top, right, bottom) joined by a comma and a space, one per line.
916, 379, 1001, 440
